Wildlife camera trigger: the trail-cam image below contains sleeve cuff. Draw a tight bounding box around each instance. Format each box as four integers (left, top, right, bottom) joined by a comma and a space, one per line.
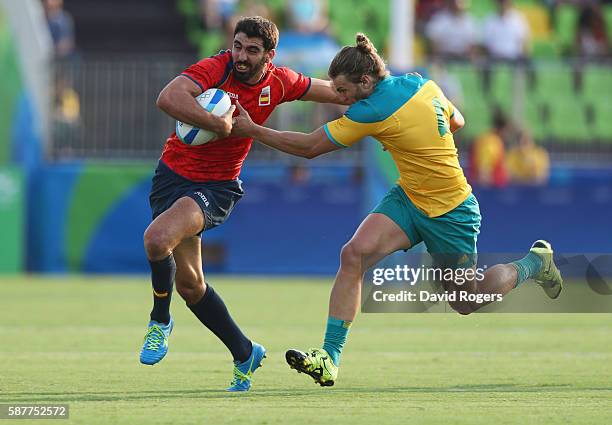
323, 124, 348, 148
180, 74, 204, 91
297, 77, 312, 100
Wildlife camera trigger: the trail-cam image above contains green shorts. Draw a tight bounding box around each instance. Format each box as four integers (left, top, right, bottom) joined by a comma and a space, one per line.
372, 185, 481, 267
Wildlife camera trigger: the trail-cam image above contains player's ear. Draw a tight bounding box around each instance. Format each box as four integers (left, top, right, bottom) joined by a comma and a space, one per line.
266, 49, 276, 62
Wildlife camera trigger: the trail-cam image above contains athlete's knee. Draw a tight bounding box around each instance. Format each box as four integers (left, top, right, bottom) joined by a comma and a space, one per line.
340, 238, 377, 272
176, 276, 206, 305
143, 226, 174, 260
339, 243, 361, 275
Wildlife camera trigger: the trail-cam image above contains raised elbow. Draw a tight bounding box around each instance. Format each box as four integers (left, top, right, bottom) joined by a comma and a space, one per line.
451, 123, 464, 133
450, 112, 465, 133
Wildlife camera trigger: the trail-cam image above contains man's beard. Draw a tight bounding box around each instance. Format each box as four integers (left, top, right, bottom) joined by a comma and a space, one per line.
233, 58, 267, 82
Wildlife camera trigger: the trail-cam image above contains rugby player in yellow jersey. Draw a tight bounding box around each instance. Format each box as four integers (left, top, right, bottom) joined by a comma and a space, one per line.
231, 33, 563, 387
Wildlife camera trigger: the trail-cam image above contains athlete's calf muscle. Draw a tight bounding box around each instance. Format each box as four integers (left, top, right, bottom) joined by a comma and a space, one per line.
442, 263, 518, 314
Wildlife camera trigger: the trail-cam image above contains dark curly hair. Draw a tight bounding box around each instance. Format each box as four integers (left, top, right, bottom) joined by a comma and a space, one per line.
233, 16, 279, 51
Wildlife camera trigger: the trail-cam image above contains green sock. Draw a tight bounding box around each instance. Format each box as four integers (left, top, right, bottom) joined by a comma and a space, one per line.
511, 252, 543, 287
322, 316, 351, 366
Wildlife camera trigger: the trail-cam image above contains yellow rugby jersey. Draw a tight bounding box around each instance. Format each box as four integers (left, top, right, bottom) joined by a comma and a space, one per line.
323, 74, 471, 217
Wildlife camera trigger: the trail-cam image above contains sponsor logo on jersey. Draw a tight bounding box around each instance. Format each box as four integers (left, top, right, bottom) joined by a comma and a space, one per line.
226, 92, 239, 99
259, 85, 271, 106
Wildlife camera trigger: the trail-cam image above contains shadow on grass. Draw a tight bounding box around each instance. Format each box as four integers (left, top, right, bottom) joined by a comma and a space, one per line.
2, 384, 610, 403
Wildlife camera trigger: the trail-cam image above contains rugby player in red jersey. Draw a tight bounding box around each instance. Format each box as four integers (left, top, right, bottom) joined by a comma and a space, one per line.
139, 16, 345, 392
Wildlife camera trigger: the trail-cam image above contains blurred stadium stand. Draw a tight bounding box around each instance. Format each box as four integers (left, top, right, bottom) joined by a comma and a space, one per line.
44, 0, 612, 162
63, 0, 195, 54
0, 0, 611, 275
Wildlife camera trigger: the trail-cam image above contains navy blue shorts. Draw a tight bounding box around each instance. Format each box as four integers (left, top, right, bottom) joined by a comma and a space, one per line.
149, 161, 244, 232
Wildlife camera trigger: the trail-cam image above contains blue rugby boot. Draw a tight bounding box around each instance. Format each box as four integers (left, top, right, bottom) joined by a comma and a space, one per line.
140, 317, 173, 365
226, 342, 267, 392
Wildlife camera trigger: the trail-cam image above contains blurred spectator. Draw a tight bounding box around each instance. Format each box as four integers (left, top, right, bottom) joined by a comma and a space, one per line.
224, 1, 272, 48
200, 0, 239, 31
240, 0, 271, 18
289, 164, 312, 185
482, 0, 530, 61
44, 0, 75, 59
575, 2, 610, 58
506, 130, 549, 185
425, 0, 478, 61
274, 0, 337, 76
52, 74, 81, 155
54, 76, 80, 124
428, 61, 464, 107
416, 0, 446, 24
286, 0, 329, 34
469, 108, 509, 187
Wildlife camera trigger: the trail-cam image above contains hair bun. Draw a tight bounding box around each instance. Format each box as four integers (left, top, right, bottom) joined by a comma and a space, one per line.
355, 33, 376, 53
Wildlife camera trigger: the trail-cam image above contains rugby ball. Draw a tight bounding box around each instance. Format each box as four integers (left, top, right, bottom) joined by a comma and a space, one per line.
176, 88, 232, 145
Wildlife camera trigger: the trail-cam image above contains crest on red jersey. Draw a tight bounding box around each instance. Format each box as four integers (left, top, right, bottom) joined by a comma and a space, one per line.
259, 85, 271, 106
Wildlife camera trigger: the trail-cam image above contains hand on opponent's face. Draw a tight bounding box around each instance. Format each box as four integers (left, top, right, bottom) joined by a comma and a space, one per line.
230, 101, 255, 137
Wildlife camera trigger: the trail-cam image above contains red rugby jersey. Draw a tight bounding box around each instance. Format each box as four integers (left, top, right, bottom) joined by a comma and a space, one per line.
160, 50, 312, 181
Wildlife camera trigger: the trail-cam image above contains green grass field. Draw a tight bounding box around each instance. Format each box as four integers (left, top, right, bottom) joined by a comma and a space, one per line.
1, 276, 611, 425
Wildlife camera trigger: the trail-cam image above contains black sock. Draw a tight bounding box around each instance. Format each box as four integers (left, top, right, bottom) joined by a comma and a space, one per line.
149, 254, 175, 325
188, 284, 252, 363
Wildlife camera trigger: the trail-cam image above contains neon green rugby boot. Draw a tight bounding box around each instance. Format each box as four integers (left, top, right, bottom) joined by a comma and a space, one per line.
285, 348, 338, 387
530, 240, 564, 299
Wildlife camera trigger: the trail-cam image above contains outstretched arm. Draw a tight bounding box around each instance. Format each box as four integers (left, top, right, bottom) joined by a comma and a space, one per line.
300, 78, 351, 105
232, 101, 341, 159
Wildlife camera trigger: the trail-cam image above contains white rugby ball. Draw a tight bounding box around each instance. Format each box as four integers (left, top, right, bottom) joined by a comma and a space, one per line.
176, 88, 232, 145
